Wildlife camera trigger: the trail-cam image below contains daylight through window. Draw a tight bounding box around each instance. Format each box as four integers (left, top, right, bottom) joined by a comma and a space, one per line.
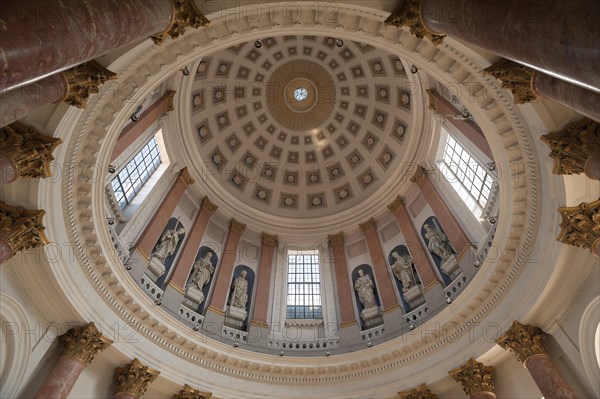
286, 251, 322, 319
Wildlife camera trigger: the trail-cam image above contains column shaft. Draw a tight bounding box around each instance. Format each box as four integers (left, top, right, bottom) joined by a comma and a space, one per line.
328, 234, 356, 325
208, 221, 245, 311
535, 73, 600, 122
111, 91, 175, 161
390, 199, 440, 288
252, 235, 277, 324
361, 221, 399, 310
34, 356, 85, 399
1, 0, 172, 93
136, 169, 192, 258
420, 0, 600, 91
524, 354, 577, 399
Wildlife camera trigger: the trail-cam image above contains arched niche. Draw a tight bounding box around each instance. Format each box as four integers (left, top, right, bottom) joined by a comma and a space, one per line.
388, 245, 425, 312
184, 246, 219, 314
227, 265, 255, 331
420, 216, 453, 285
351, 265, 382, 331
153, 217, 186, 287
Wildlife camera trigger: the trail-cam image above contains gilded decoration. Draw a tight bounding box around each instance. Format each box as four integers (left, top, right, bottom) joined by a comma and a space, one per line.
426, 89, 438, 111
484, 59, 537, 104
398, 383, 438, 399
173, 385, 212, 399
230, 218, 247, 234
115, 358, 160, 396
328, 232, 345, 245
359, 218, 377, 232
63, 60, 117, 108
410, 165, 428, 184
60, 323, 113, 364
165, 90, 177, 112
496, 321, 547, 363
384, 0, 446, 45
449, 358, 495, 396
262, 233, 278, 246
0, 201, 48, 258
201, 197, 218, 214
557, 199, 600, 257
151, 0, 210, 45
0, 122, 62, 179
540, 118, 600, 176
177, 167, 196, 186
387, 195, 405, 212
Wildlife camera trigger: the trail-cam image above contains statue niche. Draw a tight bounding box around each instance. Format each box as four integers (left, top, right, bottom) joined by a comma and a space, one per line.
147, 218, 185, 283
352, 266, 383, 330
389, 246, 423, 309
182, 247, 217, 313
224, 266, 254, 331
421, 216, 458, 280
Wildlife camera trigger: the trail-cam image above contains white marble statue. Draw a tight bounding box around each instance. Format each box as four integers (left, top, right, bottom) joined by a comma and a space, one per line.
424, 223, 454, 262
186, 253, 215, 293
229, 270, 249, 309
150, 226, 185, 263
354, 269, 377, 309
391, 252, 416, 292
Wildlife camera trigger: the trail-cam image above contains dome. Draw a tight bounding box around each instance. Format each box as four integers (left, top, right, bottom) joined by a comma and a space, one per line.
1, 2, 599, 399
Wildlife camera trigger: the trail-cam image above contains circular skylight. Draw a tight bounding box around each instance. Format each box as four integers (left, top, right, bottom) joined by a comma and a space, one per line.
294, 87, 308, 101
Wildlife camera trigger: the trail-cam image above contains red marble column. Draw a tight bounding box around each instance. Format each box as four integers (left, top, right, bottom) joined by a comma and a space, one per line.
0, 0, 173, 93
411, 166, 473, 257
388, 196, 441, 289
534, 73, 600, 122
328, 233, 358, 325
166, 197, 217, 291
207, 219, 246, 311
35, 323, 112, 399
251, 233, 278, 324
524, 354, 577, 399
428, 90, 493, 160
360, 219, 400, 310
416, 0, 600, 91
136, 168, 195, 259
111, 91, 176, 162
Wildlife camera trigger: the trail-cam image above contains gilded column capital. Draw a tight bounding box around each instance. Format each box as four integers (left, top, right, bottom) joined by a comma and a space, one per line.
540, 118, 600, 176
60, 322, 113, 364
0, 201, 48, 258
115, 358, 160, 397
177, 167, 195, 187
173, 385, 212, 399
496, 321, 547, 363
557, 199, 600, 257
328, 232, 344, 246
449, 358, 495, 397
62, 60, 117, 108
387, 196, 405, 212
384, 0, 446, 45
410, 165, 429, 184
0, 122, 62, 179
262, 233, 278, 246
200, 197, 218, 214
165, 90, 177, 112
230, 218, 246, 234
151, 0, 210, 45
398, 383, 438, 399
359, 218, 377, 232
484, 59, 538, 104
426, 89, 438, 111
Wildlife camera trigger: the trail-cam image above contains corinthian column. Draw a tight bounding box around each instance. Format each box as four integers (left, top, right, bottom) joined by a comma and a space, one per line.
0, 201, 48, 264
328, 232, 358, 326
496, 321, 577, 399
398, 383, 438, 399
484, 59, 600, 122
35, 323, 112, 399
114, 359, 160, 399
251, 233, 278, 325
449, 358, 496, 399
173, 385, 212, 399
0, 122, 62, 183
385, 0, 600, 92
556, 199, 600, 257
1, 0, 209, 94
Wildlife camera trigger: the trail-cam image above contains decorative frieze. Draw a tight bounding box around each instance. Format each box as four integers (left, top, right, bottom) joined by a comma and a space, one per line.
0, 122, 62, 180
384, 0, 446, 45
114, 358, 160, 397
177, 167, 195, 186
557, 199, 600, 257
230, 218, 246, 234
449, 358, 495, 397
540, 118, 600, 176
496, 321, 547, 363
60, 323, 113, 364
484, 59, 537, 104
173, 385, 212, 399
261, 233, 278, 246
0, 201, 48, 260
150, 0, 210, 45
398, 383, 438, 399
63, 60, 117, 108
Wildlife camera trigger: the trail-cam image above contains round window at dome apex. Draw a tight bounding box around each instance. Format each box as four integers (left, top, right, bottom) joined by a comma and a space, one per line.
294, 88, 309, 102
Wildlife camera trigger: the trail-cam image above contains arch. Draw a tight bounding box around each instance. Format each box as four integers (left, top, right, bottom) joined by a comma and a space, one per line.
579, 296, 600, 398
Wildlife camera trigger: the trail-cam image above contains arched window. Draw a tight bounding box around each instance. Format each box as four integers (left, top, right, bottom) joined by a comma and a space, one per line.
286, 250, 322, 319
437, 127, 493, 218
111, 135, 162, 209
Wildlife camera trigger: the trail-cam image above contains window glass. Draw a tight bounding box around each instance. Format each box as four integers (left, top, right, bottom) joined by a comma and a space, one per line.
286, 251, 322, 319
